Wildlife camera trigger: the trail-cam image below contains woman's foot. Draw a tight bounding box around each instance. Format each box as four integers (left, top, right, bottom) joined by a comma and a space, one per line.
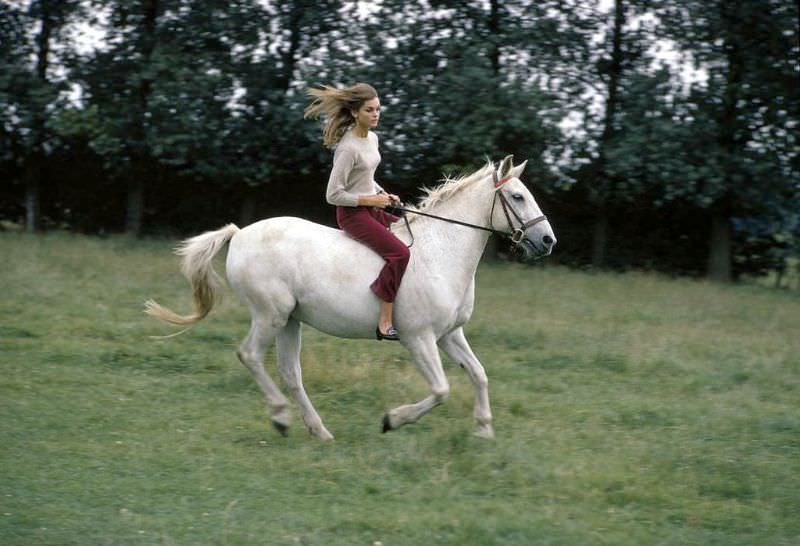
376, 325, 400, 341
377, 300, 398, 340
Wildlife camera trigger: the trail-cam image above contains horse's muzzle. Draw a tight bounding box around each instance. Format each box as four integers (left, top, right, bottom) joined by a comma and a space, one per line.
514, 235, 555, 262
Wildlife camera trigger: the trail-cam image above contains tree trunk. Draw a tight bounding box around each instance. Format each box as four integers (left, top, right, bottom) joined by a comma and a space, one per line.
707, 213, 732, 282
604, 0, 624, 131
706, 3, 742, 282
25, 0, 53, 233
479, 0, 501, 263
488, 0, 500, 74
591, 0, 625, 269
125, 178, 144, 236
124, 0, 159, 237
591, 209, 608, 268
24, 169, 41, 232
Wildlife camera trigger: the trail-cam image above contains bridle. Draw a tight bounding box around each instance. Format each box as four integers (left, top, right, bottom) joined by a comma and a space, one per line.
490, 170, 549, 245
387, 170, 548, 251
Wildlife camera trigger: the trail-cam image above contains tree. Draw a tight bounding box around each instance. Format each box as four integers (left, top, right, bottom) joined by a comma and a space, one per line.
130, 0, 268, 226
0, 0, 83, 231
230, 0, 345, 225
560, 0, 656, 268
657, 0, 799, 281
77, 0, 164, 236
73, 0, 348, 233
362, 0, 560, 191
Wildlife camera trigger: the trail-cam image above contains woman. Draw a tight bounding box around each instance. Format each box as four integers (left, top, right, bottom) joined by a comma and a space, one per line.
304, 83, 409, 341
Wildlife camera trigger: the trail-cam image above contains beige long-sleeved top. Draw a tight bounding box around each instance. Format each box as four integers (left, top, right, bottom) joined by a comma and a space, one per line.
325, 130, 384, 207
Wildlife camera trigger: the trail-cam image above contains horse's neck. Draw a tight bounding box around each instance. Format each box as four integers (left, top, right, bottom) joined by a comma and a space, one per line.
414, 180, 494, 282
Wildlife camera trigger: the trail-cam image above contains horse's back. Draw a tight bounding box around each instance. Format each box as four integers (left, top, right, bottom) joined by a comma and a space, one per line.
228, 216, 381, 269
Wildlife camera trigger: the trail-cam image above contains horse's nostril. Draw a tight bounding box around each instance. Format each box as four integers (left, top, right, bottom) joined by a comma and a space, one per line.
542, 235, 554, 246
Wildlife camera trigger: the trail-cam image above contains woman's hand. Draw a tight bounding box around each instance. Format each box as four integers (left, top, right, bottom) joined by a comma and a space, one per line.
359, 193, 400, 208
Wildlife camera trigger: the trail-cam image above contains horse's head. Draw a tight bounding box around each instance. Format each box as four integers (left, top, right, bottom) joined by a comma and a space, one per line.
490, 155, 556, 261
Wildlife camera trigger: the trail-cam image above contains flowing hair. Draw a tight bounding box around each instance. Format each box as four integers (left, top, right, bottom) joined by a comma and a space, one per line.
304, 83, 378, 148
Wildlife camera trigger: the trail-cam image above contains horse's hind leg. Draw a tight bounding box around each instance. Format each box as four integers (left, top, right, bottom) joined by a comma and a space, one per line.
237, 320, 291, 436
276, 318, 334, 441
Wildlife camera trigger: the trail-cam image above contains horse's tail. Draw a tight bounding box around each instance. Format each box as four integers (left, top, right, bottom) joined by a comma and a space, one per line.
145, 223, 240, 325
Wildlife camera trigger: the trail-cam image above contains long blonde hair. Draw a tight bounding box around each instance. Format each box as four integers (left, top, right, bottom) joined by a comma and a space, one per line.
304, 83, 378, 148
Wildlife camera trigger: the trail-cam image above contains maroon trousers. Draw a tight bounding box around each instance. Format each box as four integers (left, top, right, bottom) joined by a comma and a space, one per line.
336, 206, 410, 303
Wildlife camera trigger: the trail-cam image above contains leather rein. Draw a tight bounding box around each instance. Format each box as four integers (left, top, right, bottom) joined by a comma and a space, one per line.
387, 171, 548, 249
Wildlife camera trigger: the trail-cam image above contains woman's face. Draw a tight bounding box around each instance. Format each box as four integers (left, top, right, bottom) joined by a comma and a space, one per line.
353, 97, 381, 130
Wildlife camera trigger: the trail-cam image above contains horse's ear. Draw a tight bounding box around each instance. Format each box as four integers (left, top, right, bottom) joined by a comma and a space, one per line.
511, 159, 528, 179
499, 155, 514, 177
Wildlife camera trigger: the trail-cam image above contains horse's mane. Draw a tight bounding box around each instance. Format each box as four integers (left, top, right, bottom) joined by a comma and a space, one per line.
402, 161, 495, 225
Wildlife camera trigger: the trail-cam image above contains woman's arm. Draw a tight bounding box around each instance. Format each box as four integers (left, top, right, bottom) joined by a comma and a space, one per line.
326, 147, 360, 207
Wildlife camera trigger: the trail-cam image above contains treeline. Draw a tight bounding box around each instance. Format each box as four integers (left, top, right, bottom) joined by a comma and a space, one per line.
1, 0, 798, 281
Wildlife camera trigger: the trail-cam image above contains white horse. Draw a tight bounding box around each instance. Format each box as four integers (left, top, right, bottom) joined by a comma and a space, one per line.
146, 155, 556, 440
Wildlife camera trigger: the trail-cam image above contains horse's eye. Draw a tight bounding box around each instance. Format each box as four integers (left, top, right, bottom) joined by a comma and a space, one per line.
512, 193, 524, 201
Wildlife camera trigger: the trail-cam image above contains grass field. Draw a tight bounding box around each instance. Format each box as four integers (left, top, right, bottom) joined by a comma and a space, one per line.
1, 231, 798, 545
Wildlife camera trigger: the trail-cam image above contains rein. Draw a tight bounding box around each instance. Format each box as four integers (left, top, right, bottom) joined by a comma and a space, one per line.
387, 171, 547, 249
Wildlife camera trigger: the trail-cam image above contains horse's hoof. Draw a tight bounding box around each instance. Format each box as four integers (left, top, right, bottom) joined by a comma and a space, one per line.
272, 420, 289, 437
307, 425, 334, 441
382, 414, 392, 433
473, 423, 495, 439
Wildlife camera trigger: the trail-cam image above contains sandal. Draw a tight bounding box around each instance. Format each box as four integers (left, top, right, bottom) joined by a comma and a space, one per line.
375, 326, 400, 341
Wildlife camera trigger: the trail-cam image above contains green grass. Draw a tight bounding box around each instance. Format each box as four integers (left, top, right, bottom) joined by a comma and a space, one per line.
1, 231, 798, 545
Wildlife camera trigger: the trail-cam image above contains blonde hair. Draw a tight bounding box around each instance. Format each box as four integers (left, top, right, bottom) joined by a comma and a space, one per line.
304, 83, 378, 148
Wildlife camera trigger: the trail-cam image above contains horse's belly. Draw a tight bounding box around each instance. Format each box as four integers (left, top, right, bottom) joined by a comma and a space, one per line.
291, 264, 382, 338
292, 299, 376, 339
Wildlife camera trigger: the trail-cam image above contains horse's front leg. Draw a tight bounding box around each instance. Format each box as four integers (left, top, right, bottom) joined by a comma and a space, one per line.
382, 333, 450, 433
438, 327, 494, 439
